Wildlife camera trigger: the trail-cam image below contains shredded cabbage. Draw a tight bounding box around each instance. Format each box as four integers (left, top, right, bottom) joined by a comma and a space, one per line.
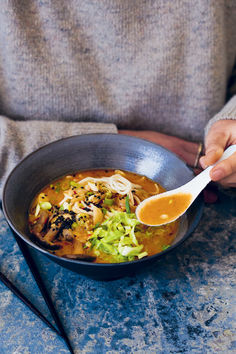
88, 212, 148, 262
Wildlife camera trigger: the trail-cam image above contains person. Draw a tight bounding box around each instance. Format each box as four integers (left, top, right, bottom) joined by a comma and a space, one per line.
0, 1, 236, 197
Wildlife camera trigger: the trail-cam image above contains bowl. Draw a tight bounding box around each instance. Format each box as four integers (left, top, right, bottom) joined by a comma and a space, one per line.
2, 134, 204, 280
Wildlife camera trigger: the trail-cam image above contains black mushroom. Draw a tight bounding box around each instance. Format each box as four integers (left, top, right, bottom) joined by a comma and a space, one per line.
31, 210, 49, 237
62, 254, 96, 262
30, 208, 76, 250
62, 229, 74, 241
44, 223, 62, 243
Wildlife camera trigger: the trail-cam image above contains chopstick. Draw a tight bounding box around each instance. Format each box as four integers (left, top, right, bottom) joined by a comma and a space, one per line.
0, 271, 62, 337
12, 231, 75, 354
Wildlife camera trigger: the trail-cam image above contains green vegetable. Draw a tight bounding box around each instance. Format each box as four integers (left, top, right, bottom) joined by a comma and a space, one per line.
105, 191, 113, 198
146, 231, 152, 236
101, 207, 107, 215
60, 202, 71, 211
162, 245, 170, 251
89, 212, 147, 262
138, 251, 148, 259
104, 198, 114, 206
70, 181, 80, 188
55, 183, 61, 193
125, 195, 131, 213
94, 222, 101, 229
40, 201, 52, 210
72, 222, 78, 229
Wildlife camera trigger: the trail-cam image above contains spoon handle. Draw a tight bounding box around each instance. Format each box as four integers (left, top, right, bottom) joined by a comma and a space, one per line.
185, 144, 236, 196
217, 144, 236, 160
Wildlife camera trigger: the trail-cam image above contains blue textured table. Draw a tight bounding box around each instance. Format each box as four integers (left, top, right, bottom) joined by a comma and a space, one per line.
0, 188, 235, 354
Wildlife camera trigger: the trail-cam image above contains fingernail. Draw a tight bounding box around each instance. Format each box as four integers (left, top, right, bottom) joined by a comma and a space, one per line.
211, 168, 224, 180
200, 157, 207, 169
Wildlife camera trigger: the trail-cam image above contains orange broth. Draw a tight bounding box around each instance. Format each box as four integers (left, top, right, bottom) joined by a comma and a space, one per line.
138, 193, 192, 226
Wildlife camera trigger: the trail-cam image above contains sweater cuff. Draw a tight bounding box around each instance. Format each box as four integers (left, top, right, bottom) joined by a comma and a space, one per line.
205, 95, 236, 138
62, 122, 118, 135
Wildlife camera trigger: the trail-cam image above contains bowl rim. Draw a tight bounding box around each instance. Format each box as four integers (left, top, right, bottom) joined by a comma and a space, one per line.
2, 133, 204, 267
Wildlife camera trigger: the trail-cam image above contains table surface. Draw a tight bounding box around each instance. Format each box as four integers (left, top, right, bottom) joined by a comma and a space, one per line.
0, 188, 235, 354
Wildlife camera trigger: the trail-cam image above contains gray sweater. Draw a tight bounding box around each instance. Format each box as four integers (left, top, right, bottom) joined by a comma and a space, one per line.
1, 1, 236, 194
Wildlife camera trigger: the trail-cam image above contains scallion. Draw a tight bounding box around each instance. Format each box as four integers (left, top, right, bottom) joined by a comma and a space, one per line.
125, 195, 131, 213
70, 181, 80, 188
101, 207, 107, 215
40, 201, 52, 210
104, 198, 114, 206
94, 222, 101, 229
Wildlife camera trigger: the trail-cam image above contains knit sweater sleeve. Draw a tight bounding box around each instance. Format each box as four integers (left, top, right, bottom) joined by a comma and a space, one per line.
204, 95, 236, 137
0, 116, 117, 197
205, 61, 236, 137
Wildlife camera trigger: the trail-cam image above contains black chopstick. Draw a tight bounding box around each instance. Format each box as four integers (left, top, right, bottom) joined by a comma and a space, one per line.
0, 271, 62, 337
12, 231, 74, 354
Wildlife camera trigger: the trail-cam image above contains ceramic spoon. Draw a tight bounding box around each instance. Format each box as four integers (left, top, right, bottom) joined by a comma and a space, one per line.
136, 144, 236, 226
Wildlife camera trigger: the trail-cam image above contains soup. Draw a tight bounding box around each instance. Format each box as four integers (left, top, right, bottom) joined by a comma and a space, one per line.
28, 170, 179, 263
137, 193, 193, 226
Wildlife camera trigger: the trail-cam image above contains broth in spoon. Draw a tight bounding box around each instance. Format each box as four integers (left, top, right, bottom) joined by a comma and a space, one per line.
136, 192, 193, 226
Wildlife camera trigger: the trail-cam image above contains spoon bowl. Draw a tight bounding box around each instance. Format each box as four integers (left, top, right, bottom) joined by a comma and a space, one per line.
136, 144, 236, 226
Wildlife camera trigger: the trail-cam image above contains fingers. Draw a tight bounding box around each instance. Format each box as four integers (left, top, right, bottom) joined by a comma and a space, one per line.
200, 122, 229, 168
200, 147, 223, 168
209, 151, 236, 183
199, 120, 236, 186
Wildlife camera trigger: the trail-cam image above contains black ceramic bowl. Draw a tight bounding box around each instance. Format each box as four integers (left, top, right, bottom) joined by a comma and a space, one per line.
3, 134, 204, 280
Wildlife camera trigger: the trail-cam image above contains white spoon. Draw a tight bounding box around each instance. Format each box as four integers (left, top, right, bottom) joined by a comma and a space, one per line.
136, 144, 236, 226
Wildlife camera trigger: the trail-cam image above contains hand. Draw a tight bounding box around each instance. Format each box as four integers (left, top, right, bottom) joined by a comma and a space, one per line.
119, 130, 200, 168
119, 129, 219, 203
200, 120, 236, 187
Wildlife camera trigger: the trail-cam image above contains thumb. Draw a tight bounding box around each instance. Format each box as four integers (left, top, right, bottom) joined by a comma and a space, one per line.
200, 128, 228, 169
